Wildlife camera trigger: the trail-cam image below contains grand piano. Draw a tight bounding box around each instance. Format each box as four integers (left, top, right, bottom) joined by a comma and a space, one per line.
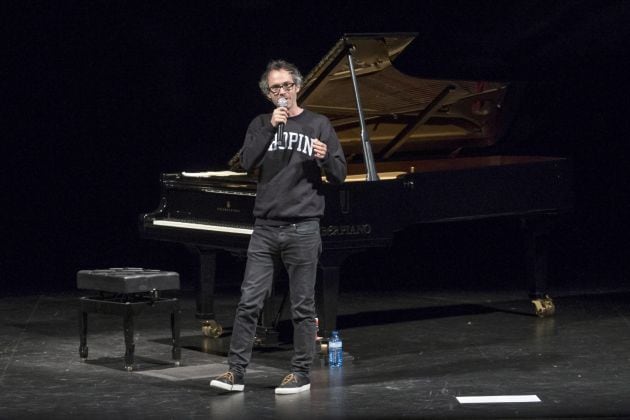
140, 33, 572, 340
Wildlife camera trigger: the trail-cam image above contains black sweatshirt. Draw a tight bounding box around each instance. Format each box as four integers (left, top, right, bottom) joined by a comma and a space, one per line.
239, 109, 347, 224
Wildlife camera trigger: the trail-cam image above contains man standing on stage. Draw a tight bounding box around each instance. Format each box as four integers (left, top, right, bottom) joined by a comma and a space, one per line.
210, 59, 347, 394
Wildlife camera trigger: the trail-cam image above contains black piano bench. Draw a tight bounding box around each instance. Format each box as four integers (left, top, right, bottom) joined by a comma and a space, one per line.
77, 268, 181, 371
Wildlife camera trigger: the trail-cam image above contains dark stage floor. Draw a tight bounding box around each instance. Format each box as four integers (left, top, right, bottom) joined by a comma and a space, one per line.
2, 283, 630, 419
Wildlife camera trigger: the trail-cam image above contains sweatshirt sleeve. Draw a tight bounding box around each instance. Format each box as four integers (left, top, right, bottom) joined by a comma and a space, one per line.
318, 117, 347, 185
239, 115, 275, 172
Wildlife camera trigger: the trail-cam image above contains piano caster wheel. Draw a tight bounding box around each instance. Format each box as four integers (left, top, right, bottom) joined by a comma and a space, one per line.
201, 320, 223, 338
79, 345, 88, 360
317, 340, 328, 356
532, 295, 555, 317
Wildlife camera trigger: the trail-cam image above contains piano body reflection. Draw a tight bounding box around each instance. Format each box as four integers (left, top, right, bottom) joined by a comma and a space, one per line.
140, 33, 572, 339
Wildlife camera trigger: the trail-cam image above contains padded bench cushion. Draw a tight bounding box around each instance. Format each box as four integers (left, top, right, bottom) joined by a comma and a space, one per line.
77, 268, 180, 293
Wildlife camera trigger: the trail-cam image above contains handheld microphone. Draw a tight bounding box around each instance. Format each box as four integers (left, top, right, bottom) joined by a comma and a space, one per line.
277, 97, 288, 142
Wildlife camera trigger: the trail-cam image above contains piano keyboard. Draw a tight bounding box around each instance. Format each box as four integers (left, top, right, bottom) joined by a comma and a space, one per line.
153, 220, 253, 235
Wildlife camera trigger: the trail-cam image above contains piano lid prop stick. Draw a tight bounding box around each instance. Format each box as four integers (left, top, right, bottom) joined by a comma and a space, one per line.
346, 43, 379, 181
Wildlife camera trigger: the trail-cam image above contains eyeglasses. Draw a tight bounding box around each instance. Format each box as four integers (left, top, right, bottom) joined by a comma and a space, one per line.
268, 82, 295, 94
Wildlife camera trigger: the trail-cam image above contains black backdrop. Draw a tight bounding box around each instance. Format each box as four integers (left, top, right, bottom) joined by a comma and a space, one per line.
5, 1, 630, 295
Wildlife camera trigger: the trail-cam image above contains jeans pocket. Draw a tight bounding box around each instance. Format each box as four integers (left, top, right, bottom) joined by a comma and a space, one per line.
295, 220, 320, 235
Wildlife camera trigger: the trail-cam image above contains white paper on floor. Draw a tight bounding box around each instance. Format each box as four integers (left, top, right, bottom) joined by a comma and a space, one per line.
456, 395, 541, 404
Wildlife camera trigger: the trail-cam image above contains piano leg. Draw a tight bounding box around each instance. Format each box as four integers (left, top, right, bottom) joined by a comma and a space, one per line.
521, 216, 555, 317
316, 264, 341, 340
187, 246, 223, 337
316, 250, 361, 340
255, 271, 286, 346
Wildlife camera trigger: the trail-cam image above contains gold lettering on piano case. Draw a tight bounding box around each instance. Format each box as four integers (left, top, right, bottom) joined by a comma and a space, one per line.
321, 224, 372, 237
216, 200, 241, 213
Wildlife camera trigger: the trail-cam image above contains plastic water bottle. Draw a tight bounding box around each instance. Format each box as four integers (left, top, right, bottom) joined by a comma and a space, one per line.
328, 330, 343, 367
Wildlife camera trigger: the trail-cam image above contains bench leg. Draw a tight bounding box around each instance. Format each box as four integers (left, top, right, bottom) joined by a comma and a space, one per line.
123, 308, 135, 371
78, 310, 88, 360
171, 304, 181, 365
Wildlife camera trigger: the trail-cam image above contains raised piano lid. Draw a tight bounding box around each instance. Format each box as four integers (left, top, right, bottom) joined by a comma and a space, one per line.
298, 32, 509, 176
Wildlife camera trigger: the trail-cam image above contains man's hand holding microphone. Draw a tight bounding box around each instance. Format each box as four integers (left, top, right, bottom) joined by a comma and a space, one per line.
272, 97, 289, 142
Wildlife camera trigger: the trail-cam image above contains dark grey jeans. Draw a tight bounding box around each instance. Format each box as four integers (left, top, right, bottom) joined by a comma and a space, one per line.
227, 220, 321, 377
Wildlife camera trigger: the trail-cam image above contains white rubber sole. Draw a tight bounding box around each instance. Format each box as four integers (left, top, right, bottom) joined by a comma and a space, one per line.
210, 380, 244, 392
274, 383, 311, 395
